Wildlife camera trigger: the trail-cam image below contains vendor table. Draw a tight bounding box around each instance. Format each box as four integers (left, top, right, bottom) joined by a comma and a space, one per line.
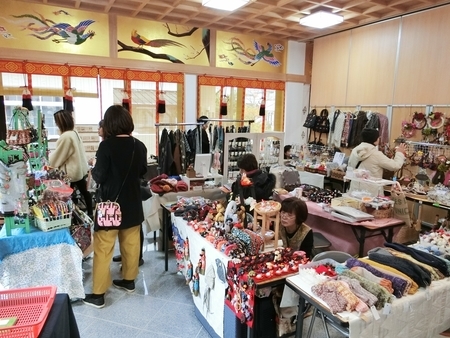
286, 273, 450, 338
0, 226, 84, 299
155, 188, 226, 271
38, 293, 80, 338
306, 202, 405, 257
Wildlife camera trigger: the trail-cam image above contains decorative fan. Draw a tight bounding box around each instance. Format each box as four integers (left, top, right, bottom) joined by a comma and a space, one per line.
427, 112, 445, 129
412, 112, 426, 129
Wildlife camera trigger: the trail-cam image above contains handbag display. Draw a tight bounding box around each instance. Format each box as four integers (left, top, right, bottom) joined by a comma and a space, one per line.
96, 138, 135, 227
6, 107, 39, 146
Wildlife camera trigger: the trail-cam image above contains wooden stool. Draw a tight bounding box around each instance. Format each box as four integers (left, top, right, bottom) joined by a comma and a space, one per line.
253, 201, 281, 249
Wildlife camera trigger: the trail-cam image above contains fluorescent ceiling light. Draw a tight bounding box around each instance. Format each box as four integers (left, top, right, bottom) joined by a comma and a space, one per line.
202, 0, 250, 11
299, 10, 343, 29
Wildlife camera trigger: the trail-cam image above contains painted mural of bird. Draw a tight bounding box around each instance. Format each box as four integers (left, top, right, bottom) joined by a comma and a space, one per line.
252, 40, 281, 66
131, 29, 185, 48
50, 19, 96, 45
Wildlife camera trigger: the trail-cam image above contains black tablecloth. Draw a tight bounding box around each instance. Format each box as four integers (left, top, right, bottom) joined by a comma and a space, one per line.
38, 294, 80, 338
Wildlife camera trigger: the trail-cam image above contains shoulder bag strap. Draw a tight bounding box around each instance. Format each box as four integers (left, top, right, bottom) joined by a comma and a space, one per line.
114, 137, 136, 202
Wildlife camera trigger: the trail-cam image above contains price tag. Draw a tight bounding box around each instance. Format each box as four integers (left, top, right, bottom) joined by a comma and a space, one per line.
382, 303, 392, 315
370, 305, 380, 320
333, 152, 345, 165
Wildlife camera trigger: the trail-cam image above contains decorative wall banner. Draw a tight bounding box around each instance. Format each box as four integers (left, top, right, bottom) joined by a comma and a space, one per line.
0, 0, 109, 56
117, 16, 210, 66
216, 31, 287, 73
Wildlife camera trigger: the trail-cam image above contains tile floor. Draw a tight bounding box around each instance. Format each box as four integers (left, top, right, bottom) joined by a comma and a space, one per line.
72, 236, 343, 338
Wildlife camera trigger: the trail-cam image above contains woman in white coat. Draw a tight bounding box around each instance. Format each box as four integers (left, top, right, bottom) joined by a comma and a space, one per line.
348, 128, 406, 195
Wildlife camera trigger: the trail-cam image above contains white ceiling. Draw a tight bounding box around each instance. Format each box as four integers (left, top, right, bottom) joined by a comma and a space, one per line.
15, 0, 450, 42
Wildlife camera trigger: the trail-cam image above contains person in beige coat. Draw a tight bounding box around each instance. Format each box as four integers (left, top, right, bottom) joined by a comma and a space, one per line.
348, 128, 406, 196
49, 109, 92, 217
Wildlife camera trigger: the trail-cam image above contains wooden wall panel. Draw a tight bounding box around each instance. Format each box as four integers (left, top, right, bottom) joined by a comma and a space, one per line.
310, 31, 351, 106
394, 6, 450, 104
346, 19, 400, 105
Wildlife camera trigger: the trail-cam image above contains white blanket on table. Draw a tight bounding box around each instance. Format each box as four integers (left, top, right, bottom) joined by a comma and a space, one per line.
0, 243, 85, 299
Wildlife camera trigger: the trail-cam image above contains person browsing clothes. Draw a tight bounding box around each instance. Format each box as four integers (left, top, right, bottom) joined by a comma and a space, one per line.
82, 105, 147, 309
49, 109, 93, 218
348, 128, 406, 194
197, 115, 210, 154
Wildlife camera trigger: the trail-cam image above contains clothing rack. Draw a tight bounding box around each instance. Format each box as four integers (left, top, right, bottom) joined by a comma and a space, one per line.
206, 118, 254, 131
154, 122, 203, 157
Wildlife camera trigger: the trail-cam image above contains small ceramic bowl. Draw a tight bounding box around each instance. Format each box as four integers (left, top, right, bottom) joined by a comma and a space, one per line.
264, 230, 275, 241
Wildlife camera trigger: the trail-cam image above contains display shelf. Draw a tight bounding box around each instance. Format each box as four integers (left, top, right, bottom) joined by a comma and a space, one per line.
223, 132, 285, 184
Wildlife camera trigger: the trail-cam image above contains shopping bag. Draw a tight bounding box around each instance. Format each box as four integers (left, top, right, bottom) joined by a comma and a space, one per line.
391, 183, 419, 243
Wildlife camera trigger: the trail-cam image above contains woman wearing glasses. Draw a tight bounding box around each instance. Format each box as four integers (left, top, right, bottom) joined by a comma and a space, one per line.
279, 197, 313, 258
49, 109, 93, 218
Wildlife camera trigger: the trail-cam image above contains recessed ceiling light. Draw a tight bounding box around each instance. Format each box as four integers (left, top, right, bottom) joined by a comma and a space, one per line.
202, 0, 251, 12
299, 10, 344, 29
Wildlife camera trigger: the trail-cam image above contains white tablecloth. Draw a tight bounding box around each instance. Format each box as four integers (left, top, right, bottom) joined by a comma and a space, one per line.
172, 215, 230, 338
287, 273, 450, 338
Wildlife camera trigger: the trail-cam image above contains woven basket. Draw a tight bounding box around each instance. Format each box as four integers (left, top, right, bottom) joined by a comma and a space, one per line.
254, 201, 281, 216
318, 170, 327, 176
305, 167, 318, 173
331, 169, 346, 180
360, 205, 393, 219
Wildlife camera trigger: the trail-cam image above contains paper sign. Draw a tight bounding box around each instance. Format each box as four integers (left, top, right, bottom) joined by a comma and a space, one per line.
382, 303, 391, 315
370, 305, 380, 320
332, 152, 345, 165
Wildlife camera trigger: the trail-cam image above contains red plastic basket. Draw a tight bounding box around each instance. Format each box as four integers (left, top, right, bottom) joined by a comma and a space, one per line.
0, 286, 57, 338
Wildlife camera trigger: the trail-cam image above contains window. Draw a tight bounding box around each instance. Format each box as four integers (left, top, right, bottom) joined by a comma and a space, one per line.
244, 88, 264, 132
31, 74, 63, 96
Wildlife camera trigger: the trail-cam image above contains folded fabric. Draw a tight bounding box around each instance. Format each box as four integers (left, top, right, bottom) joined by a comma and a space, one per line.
311, 280, 361, 314
385, 242, 450, 277
359, 258, 418, 295
346, 257, 407, 297
340, 269, 391, 309
350, 266, 394, 294
368, 248, 431, 288
338, 275, 378, 308
385, 248, 443, 281
176, 181, 188, 192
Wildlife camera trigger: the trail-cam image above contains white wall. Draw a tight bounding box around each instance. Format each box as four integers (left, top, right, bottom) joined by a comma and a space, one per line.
284, 82, 310, 146
286, 41, 306, 75
184, 74, 197, 128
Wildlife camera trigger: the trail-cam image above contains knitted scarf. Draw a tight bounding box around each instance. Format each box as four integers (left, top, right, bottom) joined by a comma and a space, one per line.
368, 249, 431, 288
384, 242, 450, 277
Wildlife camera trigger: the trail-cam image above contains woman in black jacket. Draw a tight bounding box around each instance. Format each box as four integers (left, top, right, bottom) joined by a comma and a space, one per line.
231, 153, 276, 203
83, 105, 147, 309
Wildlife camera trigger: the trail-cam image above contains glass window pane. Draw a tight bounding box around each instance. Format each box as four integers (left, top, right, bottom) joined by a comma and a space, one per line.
244, 88, 264, 133
265, 90, 276, 132
71, 77, 98, 96
101, 79, 124, 112
32, 74, 63, 96
2, 73, 26, 87
73, 97, 101, 125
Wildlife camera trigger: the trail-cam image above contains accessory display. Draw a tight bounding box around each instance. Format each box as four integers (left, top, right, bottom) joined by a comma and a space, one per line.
96, 138, 135, 227
6, 107, 39, 146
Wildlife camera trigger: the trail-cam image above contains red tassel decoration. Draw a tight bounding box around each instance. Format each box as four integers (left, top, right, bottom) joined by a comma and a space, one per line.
220, 95, 228, 116
259, 98, 266, 116
63, 89, 73, 112
157, 91, 166, 114
22, 87, 33, 111
122, 91, 130, 112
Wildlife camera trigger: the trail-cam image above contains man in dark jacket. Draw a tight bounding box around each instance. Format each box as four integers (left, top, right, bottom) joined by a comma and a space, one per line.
197, 115, 210, 154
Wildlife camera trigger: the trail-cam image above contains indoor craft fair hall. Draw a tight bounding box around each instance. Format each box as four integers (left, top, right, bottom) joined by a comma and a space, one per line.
1, 0, 450, 337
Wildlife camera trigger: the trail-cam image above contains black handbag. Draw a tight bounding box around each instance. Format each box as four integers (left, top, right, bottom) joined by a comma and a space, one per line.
303, 109, 317, 129
313, 109, 330, 134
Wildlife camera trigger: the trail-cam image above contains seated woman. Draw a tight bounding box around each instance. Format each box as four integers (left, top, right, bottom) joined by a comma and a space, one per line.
279, 197, 313, 258
231, 153, 276, 203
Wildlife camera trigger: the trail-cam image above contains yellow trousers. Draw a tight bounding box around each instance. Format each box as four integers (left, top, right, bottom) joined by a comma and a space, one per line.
92, 225, 140, 294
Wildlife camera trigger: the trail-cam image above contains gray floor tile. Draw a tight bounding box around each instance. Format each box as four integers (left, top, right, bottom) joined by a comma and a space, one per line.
81, 318, 151, 338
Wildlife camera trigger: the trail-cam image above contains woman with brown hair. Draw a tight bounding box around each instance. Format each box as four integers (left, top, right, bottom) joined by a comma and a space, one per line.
49, 109, 92, 217
83, 105, 147, 308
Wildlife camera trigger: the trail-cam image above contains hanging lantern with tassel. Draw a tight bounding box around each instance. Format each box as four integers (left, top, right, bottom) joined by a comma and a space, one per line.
259, 96, 266, 116
220, 95, 228, 116
157, 91, 166, 114
122, 91, 131, 112
63, 88, 74, 112
21, 87, 34, 111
